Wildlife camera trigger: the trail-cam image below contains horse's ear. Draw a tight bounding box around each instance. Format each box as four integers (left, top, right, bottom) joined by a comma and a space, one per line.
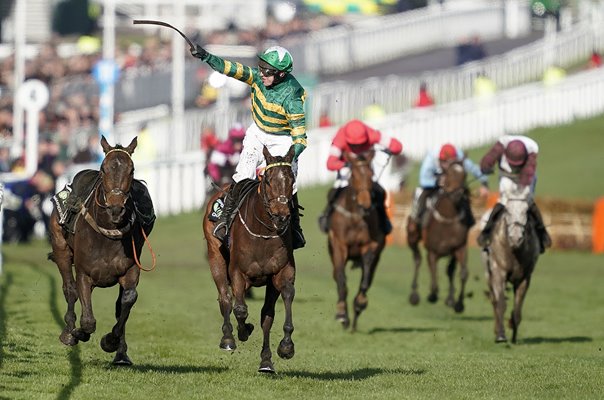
262, 145, 272, 162
100, 135, 112, 154
285, 145, 295, 162
125, 136, 138, 155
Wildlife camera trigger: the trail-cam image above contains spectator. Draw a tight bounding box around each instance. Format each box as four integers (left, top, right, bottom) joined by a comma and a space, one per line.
132, 122, 157, 164
319, 110, 333, 127
414, 81, 435, 108
587, 51, 602, 69
456, 35, 487, 66
473, 72, 496, 99
542, 64, 566, 87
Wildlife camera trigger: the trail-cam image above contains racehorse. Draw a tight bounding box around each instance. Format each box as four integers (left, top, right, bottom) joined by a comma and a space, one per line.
481, 184, 540, 343
406, 161, 470, 312
48, 136, 155, 365
202, 145, 297, 373
327, 149, 386, 331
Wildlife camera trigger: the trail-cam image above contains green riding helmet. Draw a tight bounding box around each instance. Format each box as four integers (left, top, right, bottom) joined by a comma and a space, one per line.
258, 46, 293, 73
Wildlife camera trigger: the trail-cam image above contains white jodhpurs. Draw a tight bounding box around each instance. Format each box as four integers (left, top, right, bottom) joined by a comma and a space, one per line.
233, 123, 299, 193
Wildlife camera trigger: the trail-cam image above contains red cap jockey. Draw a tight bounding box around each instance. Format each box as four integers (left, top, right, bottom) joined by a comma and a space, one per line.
439, 143, 457, 161
327, 119, 402, 171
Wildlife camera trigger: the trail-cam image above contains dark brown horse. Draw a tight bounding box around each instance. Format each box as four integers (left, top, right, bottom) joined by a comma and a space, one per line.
406, 161, 469, 313
481, 185, 540, 343
203, 145, 296, 373
327, 149, 386, 331
48, 136, 154, 365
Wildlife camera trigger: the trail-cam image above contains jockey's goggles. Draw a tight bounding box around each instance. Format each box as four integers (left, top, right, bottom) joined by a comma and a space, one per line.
258, 65, 279, 77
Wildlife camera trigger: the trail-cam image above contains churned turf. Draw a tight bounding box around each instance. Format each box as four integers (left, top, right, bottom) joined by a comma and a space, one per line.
1, 116, 603, 399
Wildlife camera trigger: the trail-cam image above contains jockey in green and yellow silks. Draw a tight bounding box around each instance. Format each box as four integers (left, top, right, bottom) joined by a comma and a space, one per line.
191, 44, 307, 249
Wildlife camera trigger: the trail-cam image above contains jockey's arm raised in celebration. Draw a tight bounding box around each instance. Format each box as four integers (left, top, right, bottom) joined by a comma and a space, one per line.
191, 44, 307, 249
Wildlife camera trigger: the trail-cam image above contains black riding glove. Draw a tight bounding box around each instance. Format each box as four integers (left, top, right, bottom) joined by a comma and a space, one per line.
190, 44, 208, 60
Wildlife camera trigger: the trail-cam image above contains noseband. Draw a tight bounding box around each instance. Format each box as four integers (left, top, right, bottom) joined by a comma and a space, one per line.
261, 161, 293, 211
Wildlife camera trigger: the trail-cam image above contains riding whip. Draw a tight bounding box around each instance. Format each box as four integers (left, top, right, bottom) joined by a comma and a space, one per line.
133, 20, 196, 50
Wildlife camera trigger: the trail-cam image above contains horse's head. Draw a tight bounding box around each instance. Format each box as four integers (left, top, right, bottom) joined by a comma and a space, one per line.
439, 161, 467, 204
261, 145, 295, 229
502, 185, 532, 249
344, 149, 375, 210
99, 136, 137, 224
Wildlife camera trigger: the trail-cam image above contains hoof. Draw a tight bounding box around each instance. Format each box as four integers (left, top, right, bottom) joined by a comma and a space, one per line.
427, 293, 438, 304
100, 333, 120, 353
59, 331, 78, 346
219, 338, 236, 351
445, 297, 455, 308
277, 339, 295, 360
454, 302, 465, 313
335, 313, 350, 329
409, 292, 420, 306
112, 353, 133, 366
238, 323, 254, 342
73, 329, 91, 343
495, 335, 508, 343
258, 360, 275, 374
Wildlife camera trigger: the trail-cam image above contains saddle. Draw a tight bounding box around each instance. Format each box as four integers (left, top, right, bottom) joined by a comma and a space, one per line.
52, 169, 156, 235
208, 178, 260, 232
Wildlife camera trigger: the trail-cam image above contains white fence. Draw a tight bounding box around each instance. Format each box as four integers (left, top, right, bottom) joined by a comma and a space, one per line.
123, 65, 604, 216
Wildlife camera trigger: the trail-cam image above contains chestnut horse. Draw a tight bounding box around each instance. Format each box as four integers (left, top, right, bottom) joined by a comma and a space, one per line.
406, 161, 470, 313
203, 145, 297, 373
327, 149, 386, 332
481, 185, 540, 343
48, 136, 154, 365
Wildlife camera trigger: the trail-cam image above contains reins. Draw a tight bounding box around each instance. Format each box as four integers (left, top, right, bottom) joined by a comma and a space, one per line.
132, 227, 157, 271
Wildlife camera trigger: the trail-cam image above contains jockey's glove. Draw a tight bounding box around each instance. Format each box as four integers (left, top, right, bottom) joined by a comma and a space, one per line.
190, 44, 208, 60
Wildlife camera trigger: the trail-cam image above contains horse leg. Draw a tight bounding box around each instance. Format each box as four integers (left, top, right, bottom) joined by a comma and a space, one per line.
444, 256, 456, 308
207, 240, 236, 351
258, 282, 280, 373
330, 241, 349, 328
101, 267, 140, 365
510, 277, 531, 344
352, 247, 380, 332
72, 272, 95, 343
275, 264, 296, 361
408, 240, 422, 306
231, 272, 254, 342
48, 214, 79, 346
453, 247, 469, 313
488, 263, 508, 343
426, 252, 439, 303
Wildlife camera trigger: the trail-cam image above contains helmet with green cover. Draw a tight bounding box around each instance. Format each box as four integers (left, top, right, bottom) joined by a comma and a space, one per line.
258, 46, 293, 73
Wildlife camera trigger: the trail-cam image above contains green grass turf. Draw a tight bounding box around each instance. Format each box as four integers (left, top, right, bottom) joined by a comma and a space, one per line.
1, 116, 603, 399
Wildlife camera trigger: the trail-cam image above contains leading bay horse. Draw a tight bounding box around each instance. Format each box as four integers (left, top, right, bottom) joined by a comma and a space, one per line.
203, 145, 297, 373
406, 161, 470, 313
327, 149, 386, 332
48, 136, 155, 365
481, 184, 540, 343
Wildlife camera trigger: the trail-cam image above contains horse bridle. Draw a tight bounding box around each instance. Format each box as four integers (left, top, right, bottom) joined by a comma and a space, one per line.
251, 160, 294, 235
95, 148, 134, 208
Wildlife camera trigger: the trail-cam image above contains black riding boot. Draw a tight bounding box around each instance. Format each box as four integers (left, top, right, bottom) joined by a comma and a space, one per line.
409, 187, 436, 232
529, 201, 552, 253
213, 182, 237, 241
372, 183, 392, 235
318, 188, 340, 233
291, 193, 306, 249
477, 202, 505, 248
